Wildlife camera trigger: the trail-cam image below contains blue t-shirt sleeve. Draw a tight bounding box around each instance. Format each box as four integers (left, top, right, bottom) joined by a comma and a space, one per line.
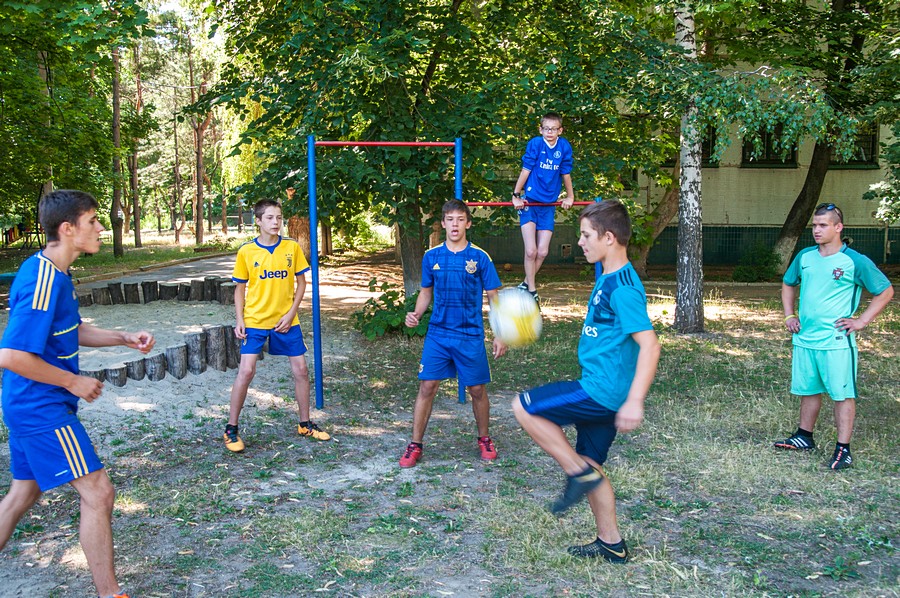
521, 137, 539, 171
560, 139, 573, 175
480, 254, 501, 291
0, 267, 60, 355
421, 251, 435, 289
610, 284, 653, 335
849, 250, 891, 295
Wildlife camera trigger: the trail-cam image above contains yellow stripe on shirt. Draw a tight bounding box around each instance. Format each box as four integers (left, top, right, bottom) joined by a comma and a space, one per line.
33, 259, 56, 311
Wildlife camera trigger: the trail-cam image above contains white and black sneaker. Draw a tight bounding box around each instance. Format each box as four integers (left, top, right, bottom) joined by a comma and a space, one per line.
774, 433, 815, 451
829, 445, 852, 470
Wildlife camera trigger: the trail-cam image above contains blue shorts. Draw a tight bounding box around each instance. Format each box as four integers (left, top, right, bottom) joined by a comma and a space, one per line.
519, 381, 617, 465
419, 332, 491, 387
518, 203, 556, 231
9, 419, 104, 491
791, 346, 857, 401
241, 325, 307, 356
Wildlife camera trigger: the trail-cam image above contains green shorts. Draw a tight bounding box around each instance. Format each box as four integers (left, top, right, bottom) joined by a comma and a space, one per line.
791, 346, 857, 401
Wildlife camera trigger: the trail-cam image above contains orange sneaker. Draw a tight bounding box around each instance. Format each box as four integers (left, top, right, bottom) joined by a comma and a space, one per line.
399, 442, 423, 468
478, 436, 497, 461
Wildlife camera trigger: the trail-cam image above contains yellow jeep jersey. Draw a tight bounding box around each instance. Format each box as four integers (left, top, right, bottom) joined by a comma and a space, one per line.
232, 236, 310, 329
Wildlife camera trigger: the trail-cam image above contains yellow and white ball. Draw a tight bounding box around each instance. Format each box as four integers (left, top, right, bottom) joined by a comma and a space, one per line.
489, 288, 542, 348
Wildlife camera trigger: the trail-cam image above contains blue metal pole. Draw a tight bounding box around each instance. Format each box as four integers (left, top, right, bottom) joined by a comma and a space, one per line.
455, 137, 467, 403
307, 135, 325, 409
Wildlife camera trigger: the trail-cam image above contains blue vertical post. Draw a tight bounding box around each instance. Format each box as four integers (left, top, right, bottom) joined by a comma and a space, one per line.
454, 137, 467, 403
307, 135, 325, 409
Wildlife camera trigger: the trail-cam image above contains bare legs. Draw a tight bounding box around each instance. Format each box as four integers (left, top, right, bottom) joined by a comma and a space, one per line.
513, 399, 621, 543
1, 472, 122, 597
229, 353, 311, 424
411, 380, 491, 443
796, 393, 855, 444
521, 224, 553, 292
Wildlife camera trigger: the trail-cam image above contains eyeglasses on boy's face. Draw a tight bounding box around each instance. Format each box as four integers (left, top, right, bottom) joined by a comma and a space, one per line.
541, 126, 561, 132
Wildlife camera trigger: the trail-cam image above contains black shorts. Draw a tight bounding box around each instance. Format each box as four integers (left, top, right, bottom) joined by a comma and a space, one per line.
519, 380, 617, 465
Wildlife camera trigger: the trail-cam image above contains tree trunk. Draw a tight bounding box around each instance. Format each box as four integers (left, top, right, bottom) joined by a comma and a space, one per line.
674, 6, 704, 333
187, 33, 210, 246
321, 220, 333, 256
221, 187, 228, 234
132, 43, 142, 248
288, 216, 312, 260
630, 158, 680, 277
398, 220, 425, 298
37, 51, 53, 197
111, 46, 124, 258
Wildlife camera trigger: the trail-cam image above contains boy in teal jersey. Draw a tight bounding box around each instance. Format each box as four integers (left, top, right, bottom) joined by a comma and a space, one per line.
0, 190, 154, 598
775, 203, 893, 469
224, 199, 329, 452
513, 200, 660, 562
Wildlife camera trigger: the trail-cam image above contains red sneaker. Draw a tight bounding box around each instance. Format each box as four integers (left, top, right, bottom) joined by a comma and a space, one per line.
478, 436, 497, 461
399, 442, 423, 468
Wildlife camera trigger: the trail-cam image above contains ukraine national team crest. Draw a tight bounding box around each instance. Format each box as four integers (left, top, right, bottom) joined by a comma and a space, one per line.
465, 259, 477, 274
832, 267, 844, 280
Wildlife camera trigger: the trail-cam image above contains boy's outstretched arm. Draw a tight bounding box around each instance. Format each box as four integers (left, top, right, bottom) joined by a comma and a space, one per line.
615, 329, 660, 432
560, 174, 575, 209
405, 287, 433, 328
78, 323, 155, 353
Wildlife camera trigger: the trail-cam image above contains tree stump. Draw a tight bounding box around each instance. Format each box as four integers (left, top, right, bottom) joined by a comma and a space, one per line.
165, 345, 188, 379
204, 277, 219, 302
216, 277, 232, 302
185, 332, 207, 375
141, 280, 159, 303
80, 369, 106, 382
220, 282, 237, 305
159, 283, 179, 301
123, 283, 141, 304
108, 282, 125, 304
91, 287, 112, 305
204, 325, 228, 371
146, 353, 166, 381
125, 357, 146, 381
105, 364, 127, 387
78, 292, 94, 308
190, 279, 205, 301
177, 283, 192, 301
223, 324, 240, 369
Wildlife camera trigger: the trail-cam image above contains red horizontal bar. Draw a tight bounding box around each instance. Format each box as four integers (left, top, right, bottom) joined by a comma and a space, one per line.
315, 141, 455, 147
467, 201, 594, 207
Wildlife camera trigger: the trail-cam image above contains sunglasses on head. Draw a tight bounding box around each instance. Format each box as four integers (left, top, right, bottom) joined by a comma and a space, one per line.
816, 203, 838, 211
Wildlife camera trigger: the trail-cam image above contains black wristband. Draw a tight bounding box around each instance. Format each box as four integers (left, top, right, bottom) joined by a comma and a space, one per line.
512, 192, 522, 198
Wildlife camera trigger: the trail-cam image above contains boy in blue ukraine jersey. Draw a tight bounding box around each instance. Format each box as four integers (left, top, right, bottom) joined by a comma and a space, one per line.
399, 200, 507, 468
511, 112, 575, 302
0, 190, 154, 598
224, 199, 329, 452
513, 200, 660, 563
775, 203, 893, 470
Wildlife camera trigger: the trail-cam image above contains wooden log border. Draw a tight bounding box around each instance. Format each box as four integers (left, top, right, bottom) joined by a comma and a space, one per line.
74, 275, 284, 386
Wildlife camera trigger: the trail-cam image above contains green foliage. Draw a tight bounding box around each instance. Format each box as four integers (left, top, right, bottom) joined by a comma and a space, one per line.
352, 278, 428, 340
863, 122, 900, 225
732, 243, 780, 282
333, 212, 392, 252
822, 555, 861, 581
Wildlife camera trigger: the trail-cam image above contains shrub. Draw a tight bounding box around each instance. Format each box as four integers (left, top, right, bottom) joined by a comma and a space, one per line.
352, 278, 429, 340
732, 242, 780, 282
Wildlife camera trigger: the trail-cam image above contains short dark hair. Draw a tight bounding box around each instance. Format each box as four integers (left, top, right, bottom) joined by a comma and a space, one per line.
814, 202, 843, 224
39, 190, 99, 242
254, 199, 282, 220
442, 199, 472, 222
541, 112, 563, 126
579, 200, 632, 246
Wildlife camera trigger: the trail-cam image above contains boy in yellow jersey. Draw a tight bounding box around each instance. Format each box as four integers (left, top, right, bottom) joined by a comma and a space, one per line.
223, 199, 329, 452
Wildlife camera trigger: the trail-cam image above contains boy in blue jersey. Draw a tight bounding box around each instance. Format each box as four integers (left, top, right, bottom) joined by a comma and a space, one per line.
0, 190, 154, 598
511, 112, 575, 302
224, 199, 329, 452
399, 200, 507, 468
775, 203, 893, 470
513, 200, 660, 562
